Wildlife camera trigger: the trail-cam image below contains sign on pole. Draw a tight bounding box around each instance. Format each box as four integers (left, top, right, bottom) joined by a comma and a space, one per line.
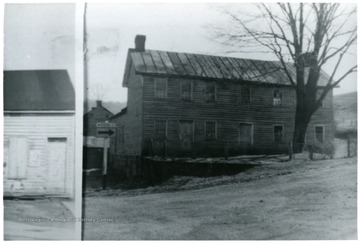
96, 122, 116, 128
95, 122, 117, 190
96, 128, 116, 138
96, 122, 116, 138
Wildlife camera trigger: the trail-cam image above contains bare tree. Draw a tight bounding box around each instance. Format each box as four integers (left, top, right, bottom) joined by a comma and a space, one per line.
214, 3, 357, 152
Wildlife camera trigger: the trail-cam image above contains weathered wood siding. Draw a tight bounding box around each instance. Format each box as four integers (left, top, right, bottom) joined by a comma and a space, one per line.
109, 63, 143, 165
3, 113, 75, 197
141, 76, 334, 156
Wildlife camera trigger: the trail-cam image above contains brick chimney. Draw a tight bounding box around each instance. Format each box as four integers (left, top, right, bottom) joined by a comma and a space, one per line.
135, 35, 146, 52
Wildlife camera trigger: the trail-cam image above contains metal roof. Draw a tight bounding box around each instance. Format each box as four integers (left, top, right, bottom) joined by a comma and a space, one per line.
126, 49, 330, 86
4, 70, 75, 111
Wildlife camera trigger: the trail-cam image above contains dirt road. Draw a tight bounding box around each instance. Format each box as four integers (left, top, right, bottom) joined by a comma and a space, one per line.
83, 157, 357, 240
4, 199, 76, 240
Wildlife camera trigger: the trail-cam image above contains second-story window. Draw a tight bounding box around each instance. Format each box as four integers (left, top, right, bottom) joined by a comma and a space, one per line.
241, 86, 251, 104
273, 89, 282, 106
205, 82, 216, 102
155, 78, 167, 99
181, 80, 192, 101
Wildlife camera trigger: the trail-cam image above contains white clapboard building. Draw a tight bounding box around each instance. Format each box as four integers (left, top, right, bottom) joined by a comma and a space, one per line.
3, 70, 75, 198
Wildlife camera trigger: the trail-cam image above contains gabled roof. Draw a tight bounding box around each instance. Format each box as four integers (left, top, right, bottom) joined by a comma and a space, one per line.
109, 107, 127, 120
4, 70, 75, 111
123, 49, 330, 87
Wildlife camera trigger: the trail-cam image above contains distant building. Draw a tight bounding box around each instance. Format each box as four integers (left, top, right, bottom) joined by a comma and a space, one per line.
3, 70, 75, 197
109, 35, 334, 172
83, 100, 114, 137
83, 101, 113, 169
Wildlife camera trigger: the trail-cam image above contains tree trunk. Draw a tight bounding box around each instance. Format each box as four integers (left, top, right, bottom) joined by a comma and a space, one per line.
292, 102, 312, 153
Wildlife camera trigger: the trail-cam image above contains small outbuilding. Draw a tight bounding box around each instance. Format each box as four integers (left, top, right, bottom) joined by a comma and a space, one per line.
3, 70, 75, 198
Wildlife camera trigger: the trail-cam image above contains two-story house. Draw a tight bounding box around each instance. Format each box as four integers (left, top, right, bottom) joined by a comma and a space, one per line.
109, 35, 334, 170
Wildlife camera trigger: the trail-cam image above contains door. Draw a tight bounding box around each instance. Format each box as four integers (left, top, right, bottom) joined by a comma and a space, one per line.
47, 138, 67, 194
179, 121, 193, 153
239, 123, 253, 154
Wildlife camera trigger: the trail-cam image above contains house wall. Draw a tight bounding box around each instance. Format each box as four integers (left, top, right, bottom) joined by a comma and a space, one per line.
141, 76, 334, 156
3, 113, 75, 198
109, 63, 143, 170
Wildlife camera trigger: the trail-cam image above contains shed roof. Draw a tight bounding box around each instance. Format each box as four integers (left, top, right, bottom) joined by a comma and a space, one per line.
123, 49, 330, 87
4, 70, 75, 111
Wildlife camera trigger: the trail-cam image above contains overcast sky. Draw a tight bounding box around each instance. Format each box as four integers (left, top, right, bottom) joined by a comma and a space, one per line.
4, 3, 357, 104
4, 4, 76, 84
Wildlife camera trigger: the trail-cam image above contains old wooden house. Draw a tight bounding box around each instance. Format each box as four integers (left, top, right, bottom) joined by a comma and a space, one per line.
3, 70, 75, 198
83, 100, 113, 169
83, 100, 114, 137
109, 35, 334, 170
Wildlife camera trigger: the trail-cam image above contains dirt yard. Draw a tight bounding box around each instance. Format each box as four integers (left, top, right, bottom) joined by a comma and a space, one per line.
82, 156, 357, 240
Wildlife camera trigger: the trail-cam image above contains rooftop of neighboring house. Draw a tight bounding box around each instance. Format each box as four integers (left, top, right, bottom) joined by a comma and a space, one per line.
109, 107, 127, 120
4, 69, 75, 111
123, 35, 330, 87
83, 100, 114, 119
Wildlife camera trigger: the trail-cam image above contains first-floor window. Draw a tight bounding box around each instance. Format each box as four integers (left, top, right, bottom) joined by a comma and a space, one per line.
155, 120, 167, 141
274, 125, 284, 142
205, 121, 216, 141
315, 126, 324, 142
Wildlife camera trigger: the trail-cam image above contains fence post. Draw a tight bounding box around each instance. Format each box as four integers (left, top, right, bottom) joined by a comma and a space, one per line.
289, 141, 293, 160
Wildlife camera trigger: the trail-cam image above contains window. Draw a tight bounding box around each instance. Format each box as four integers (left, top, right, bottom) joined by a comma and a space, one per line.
205, 82, 216, 102
7, 137, 28, 179
240, 86, 251, 104
315, 126, 324, 142
155, 78, 167, 99
181, 80, 192, 101
274, 125, 284, 142
273, 89, 282, 106
205, 121, 216, 141
155, 120, 167, 141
